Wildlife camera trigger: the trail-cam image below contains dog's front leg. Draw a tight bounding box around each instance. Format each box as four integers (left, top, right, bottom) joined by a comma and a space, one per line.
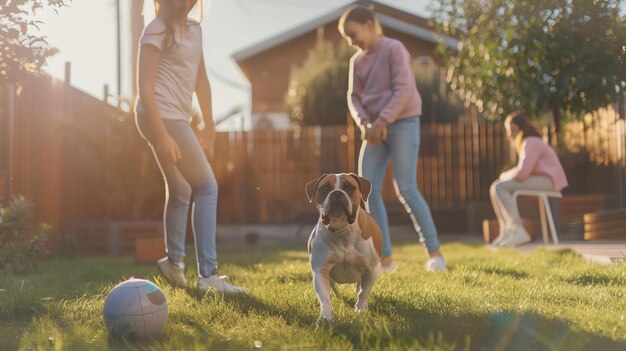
312, 267, 333, 324
355, 268, 376, 313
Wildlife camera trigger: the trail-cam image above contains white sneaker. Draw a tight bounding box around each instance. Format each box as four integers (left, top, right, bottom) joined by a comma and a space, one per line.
491, 229, 510, 246
426, 256, 447, 272
157, 257, 187, 287
378, 261, 398, 273
497, 227, 531, 247
198, 275, 246, 294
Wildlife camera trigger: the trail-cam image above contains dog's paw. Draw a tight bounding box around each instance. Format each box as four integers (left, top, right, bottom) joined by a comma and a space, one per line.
355, 303, 369, 313
315, 314, 333, 331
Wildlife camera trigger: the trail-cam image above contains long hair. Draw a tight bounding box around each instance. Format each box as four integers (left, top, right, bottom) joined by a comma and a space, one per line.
153, 0, 203, 51
338, 5, 382, 41
507, 112, 541, 138
505, 112, 541, 154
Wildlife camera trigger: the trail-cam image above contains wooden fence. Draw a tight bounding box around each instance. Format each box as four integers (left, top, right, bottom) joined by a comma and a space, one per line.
1, 73, 162, 231
1, 73, 624, 236
560, 105, 625, 166
554, 105, 626, 205
211, 122, 511, 224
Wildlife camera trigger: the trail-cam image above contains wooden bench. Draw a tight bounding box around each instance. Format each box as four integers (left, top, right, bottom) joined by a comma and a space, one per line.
471, 194, 605, 240
509, 194, 605, 240
558, 194, 606, 239
584, 209, 626, 240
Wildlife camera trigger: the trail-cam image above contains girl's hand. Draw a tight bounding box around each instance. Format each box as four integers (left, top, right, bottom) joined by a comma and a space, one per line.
365, 123, 386, 146
200, 119, 216, 158
156, 133, 181, 163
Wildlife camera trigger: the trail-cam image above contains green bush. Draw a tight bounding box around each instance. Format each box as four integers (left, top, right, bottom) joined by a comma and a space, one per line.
285, 37, 353, 127
0, 196, 49, 274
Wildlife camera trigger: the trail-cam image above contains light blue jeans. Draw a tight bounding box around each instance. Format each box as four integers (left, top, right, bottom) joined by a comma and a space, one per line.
136, 114, 218, 278
358, 117, 441, 257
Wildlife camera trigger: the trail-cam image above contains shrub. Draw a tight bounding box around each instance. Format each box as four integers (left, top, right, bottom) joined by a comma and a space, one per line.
285, 37, 352, 127
0, 196, 49, 274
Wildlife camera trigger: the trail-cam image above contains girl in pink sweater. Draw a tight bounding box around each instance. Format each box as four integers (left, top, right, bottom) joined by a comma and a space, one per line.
491, 112, 568, 247
340, 5, 446, 272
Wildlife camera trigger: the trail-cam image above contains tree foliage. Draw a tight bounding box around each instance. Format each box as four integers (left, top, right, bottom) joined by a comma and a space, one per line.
413, 57, 463, 124
430, 0, 626, 129
0, 0, 68, 83
286, 37, 353, 127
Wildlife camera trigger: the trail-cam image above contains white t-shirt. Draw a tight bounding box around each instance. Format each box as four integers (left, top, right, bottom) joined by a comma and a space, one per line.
135, 17, 202, 121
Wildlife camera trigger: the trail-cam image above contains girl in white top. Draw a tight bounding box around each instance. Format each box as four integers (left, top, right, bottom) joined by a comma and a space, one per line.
135, 0, 244, 294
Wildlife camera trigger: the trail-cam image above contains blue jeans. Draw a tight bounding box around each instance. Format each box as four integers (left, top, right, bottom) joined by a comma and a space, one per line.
358, 117, 441, 256
136, 114, 218, 278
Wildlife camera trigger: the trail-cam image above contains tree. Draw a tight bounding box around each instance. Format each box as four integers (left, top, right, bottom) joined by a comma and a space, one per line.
0, 0, 68, 84
413, 57, 463, 124
430, 0, 626, 131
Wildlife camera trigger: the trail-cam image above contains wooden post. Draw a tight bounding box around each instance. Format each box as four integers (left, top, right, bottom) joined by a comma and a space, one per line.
2, 83, 15, 206
239, 130, 248, 222
62, 62, 72, 230
104, 84, 110, 104
64, 62, 72, 117
116, 0, 122, 108
130, 0, 144, 100
615, 99, 626, 209
64, 61, 71, 85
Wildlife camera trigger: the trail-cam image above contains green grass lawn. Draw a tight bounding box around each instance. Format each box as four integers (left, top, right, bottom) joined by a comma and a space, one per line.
1, 241, 625, 350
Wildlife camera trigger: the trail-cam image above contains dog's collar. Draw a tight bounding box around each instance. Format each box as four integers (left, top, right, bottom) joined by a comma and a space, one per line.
324, 223, 351, 236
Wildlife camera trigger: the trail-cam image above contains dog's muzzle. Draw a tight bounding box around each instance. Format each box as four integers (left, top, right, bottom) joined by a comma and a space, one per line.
321, 190, 356, 225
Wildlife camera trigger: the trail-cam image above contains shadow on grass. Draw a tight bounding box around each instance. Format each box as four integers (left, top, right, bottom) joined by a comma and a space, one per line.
218, 292, 461, 349
220, 292, 317, 326
106, 330, 247, 351
372, 294, 626, 351
565, 272, 626, 286
478, 267, 530, 280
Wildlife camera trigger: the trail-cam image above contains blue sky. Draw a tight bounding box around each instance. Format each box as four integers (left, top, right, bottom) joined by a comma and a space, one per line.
39, 0, 430, 130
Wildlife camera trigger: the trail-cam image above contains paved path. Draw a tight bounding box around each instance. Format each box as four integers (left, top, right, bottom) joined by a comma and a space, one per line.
514, 241, 626, 265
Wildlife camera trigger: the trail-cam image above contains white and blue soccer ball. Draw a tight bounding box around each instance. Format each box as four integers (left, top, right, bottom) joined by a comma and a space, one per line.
103, 278, 168, 339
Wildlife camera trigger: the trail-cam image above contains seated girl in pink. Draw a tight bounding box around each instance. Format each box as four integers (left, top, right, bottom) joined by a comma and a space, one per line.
490, 112, 568, 247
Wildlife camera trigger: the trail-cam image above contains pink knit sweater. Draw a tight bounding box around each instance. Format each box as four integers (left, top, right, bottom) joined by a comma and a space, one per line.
508, 136, 569, 191
348, 36, 422, 127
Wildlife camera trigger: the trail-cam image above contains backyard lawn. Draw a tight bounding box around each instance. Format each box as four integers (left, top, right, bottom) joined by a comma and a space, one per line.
1, 242, 625, 350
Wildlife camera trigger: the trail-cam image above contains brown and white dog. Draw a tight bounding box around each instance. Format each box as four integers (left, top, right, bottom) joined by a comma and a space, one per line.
306, 173, 382, 324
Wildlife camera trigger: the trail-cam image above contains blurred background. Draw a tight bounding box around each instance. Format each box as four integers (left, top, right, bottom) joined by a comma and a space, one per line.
1, 0, 625, 256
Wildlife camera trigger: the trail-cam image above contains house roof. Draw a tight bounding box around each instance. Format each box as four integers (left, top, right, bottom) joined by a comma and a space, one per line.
232, 0, 458, 61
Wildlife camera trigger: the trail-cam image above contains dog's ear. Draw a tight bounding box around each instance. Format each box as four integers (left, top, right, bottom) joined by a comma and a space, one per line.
306, 174, 328, 203
349, 173, 372, 202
